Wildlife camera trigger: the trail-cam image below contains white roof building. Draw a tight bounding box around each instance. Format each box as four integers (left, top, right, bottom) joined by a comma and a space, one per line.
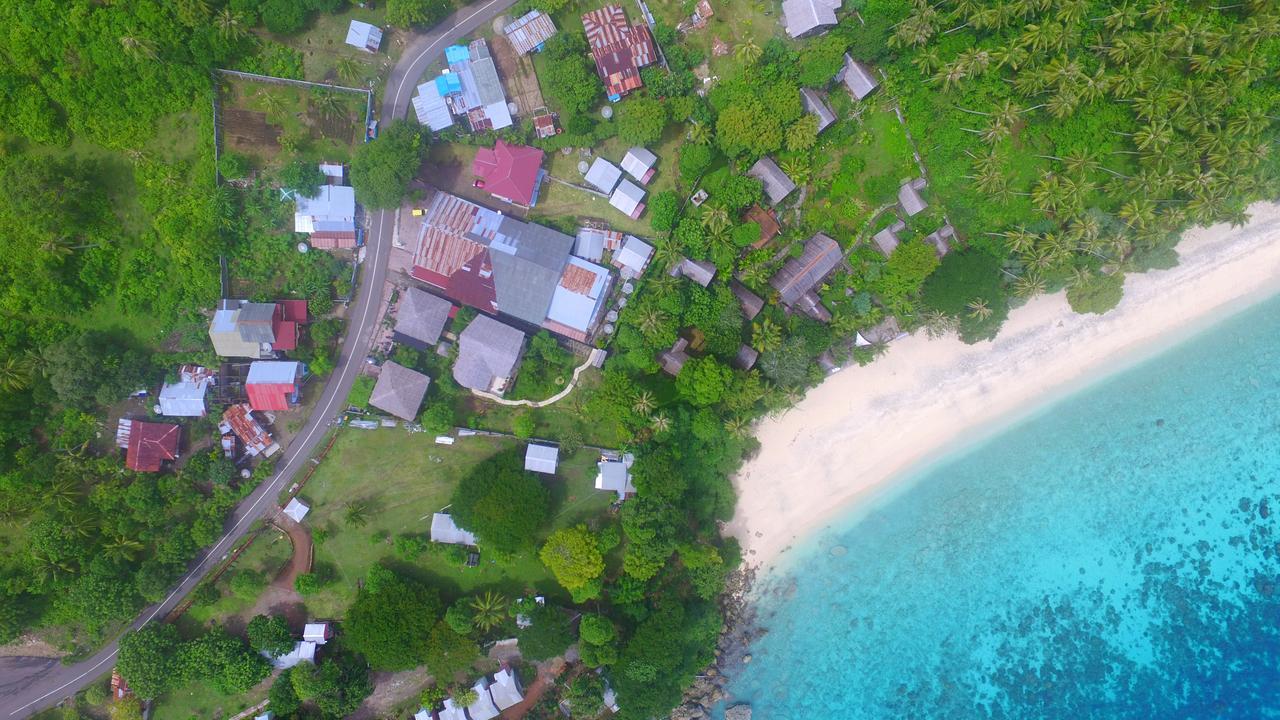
544, 256, 611, 340
303, 623, 331, 644
413, 81, 455, 132
613, 235, 654, 278
283, 497, 310, 523
158, 365, 214, 417
437, 699, 468, 720
620, 147, 658, 185
319, 163, 345, 182
595, 453, 636, 499
489, 667, 524, 710
431, 513, 477, 546
466, 679, 501, 720
609, 179, 647, 219
782, 0, 840, 38
584, 157, 622, 194
345, 20, 383, 53
524, 443, 559, 474
413, 710, 432, 720
294, 185, 356, 234
573, 226, 623, 262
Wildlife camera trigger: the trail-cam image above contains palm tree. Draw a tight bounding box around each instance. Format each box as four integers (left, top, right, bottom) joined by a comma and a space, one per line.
0, 355, 32, 392
119, 35, 158, 61
701, 206, 730, 234
470, 591, 508, 631
311, 90, 347, 121
335, 57, 363, 85
215, 8, 248, 41
344, 500, 370, 527
635, 307, 666, 336
103, 535, 145, 564
751, 318, 782, 353
687, 122, 712, 145
724, 416, 749, 438
779, 158, 810, 187
652, 238, 683, 270
256, 89, 286, 119
921, 309, 955, 339
966, 298, 992, 321
650, 413, 672, 434
632, 391, 656, 416
735, 37, 762, 66
1003, 228, 1038, 255
1013, 272, 1046, 299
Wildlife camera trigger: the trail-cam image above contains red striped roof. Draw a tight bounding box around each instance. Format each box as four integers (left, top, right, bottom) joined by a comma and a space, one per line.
246, 382, 295, 411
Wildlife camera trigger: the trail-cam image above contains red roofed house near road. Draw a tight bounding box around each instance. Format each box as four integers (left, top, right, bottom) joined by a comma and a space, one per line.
246, 361, 304, 412
116, 419, 180, 473
582, 5, 657, 100
472, 140, 546, 207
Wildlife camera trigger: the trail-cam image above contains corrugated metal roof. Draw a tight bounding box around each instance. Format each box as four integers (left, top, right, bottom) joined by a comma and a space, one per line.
431, 512, 477, 545
504, 10, 557, 55
769, 233, 842, 306
609, 179, 646, 218
413, 81, 455, 131
748, 157, 797, 205
546, 256, 610, 337
585, 157, 622, 193
524, 443, 559, 474
842, 54, 880, 99
782, 0, 839, 38
453, 314, 525, 392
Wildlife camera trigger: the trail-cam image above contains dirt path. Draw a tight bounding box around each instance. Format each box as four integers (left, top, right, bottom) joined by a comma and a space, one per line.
500, 657, 567, 719
245, 509, 314, 626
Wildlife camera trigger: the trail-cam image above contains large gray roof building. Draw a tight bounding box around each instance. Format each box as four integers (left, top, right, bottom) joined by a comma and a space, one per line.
769, 233, 842, 308
394, 287, 453, 349
453, 315, 526, 394
747, 157, 797, 206
370, 362, 431, 421
782, 0, 840, 38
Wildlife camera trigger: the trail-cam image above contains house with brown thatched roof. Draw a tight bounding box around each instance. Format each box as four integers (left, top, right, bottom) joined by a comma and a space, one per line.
730, 280, 765, 320
744, 205, 781, 248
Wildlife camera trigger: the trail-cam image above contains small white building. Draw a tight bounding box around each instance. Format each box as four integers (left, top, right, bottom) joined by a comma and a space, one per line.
431, 513, 477, 546
413, 81, 455, 132
158, 365, 214, 417
613, 235, 654, 278
584, 157, 622, 194
303, 623, 332, 645
609, 179, 647, 219
437, 699, 468, 720
345, 20, 383, 53
524, 443, 559, 474
620, 147, 658, 185
489, 667, 524, 710
595, 453, 636, 500
283, 497, 310, 523
465, 678, 501, 720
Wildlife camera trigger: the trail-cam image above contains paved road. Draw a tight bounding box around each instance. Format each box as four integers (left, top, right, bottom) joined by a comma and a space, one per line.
0, 1, 516, 716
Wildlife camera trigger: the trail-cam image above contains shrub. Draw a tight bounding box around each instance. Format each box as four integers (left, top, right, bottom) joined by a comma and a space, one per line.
294, 573, 320, 595
1067, 272, 1124, 315
229, 570, 266, 601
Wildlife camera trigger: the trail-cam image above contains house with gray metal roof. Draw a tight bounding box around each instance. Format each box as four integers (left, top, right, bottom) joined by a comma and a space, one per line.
800, 88, 836, 133
413, 80, 455, 132
595, 453, 636, 500
585, 157, 623, 194
924, 223, 955, 256
453, 315, 525, 395
842, 54, 880, 100
872, 218, 907, 256
503, 10, 557, 55
609, 179, 647, 219
899, 178, 929, 216
613, 235, 653, 277
573, 226, 623, 262
394, 287, 453, 349
782, 0, 840, 38
621, 147, 658, 185
525, 443, 559, 474
370, 362, 431, 421
345, 20, 383, 52
769, 233, 841, 320
747, 157, 797, 206
730, 280, 765, 320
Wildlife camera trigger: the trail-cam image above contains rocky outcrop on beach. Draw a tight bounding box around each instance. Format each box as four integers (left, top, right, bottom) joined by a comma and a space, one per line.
669, 566, 766, 719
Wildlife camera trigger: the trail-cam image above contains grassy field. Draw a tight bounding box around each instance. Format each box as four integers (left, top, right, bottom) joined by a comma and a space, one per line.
153, 675, 271, 720
218, 75, 367, 173
266, 5, 397, 88
296, 428, 617, 617
461, 370, 631, 449
184, 524, 296, 627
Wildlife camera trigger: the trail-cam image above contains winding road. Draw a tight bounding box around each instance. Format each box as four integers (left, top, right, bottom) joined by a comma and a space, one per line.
0, 2, 516, 716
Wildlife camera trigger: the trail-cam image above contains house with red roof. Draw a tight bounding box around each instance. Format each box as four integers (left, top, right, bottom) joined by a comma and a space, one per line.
471, 140, 546, 207
582, 5, 657, 100
116, 419, 180, 473
246, 361, 304, 412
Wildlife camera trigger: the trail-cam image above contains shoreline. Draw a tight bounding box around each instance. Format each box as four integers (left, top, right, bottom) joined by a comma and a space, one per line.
726, 201, 1280, 573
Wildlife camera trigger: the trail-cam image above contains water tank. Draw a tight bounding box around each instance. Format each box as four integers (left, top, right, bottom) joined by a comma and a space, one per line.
621, 282, 635, 295
297, 242, 310, 253
606, 310, 618, 322
577, 160, 590, 174
603, 323, 615, 334
600, 105, 614, 120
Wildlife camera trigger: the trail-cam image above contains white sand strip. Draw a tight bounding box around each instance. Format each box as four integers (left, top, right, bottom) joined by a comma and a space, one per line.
727, 201, 1280, 570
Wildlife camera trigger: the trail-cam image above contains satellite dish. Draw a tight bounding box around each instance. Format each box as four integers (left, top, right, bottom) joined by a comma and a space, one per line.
603, 323, 615, 334
297, 242, 310, 253
600, 105, 614, 119
152, 404, 162, 414
577, 161, 589, 174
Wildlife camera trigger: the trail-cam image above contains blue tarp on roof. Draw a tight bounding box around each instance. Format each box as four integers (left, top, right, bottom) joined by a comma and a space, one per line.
445, 45, 470, 64
435, 72, 462, 95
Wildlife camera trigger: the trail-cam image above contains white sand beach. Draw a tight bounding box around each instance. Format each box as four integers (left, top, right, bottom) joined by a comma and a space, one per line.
727, 201, 1280, 569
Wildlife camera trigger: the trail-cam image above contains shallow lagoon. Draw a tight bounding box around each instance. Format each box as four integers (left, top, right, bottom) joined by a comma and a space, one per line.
725, 294, 1280, 719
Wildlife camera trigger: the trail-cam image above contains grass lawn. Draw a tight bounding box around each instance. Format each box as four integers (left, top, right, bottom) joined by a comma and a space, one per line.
297, 428, 618, 617
266, 5, 397, 88
219, 75, 366, 173
184, 524, 296, 627
153, 675, 271, 720
460, 370, 631, 449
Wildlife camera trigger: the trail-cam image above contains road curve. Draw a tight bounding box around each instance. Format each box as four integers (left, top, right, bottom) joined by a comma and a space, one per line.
0, 2, 516, 716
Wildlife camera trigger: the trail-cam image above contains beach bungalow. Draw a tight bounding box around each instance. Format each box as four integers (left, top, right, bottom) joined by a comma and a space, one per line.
595, 453, 636, 500
733, 345, 760, 371
842, 54, 880, 100
747, 157, 797, 206
782, 0, 841, 38
872, 218, 907, 256
345, 20, 383, 53
613, 235, 654, 278
621, 147, 658, 185
116, 419, 180, 473
658, 337, 690, 376
489, 667, 525, 711
609, 179, 647, 219
369, 361, 431, 421
769, 233, 842, 322
923, 223, 956, 256
295, 184, 358, 250
672, 257, 716, 287
283, 497, 310, 523
582, 5, 657, 100
431, 513, 478, 546
472, 140, 546, 207
158, 365, 215, 417
453, 315, 525, 395
899, 178, 929, 216
503, 10, 557, 55
393, 287, 453, 349
246, 361, 303, 412
436, 699, 468, 720
800, 88, 836, 133
525, 443, 560, 474
585, 157, 623, 194
730, 280, 765, 320
465, 679, 501, 720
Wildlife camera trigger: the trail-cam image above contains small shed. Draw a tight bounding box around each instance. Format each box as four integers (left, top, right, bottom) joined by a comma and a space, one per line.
503, 10, 557, 55
620, 147, 658, 185
525, 443, 560, 474
613, 235, 654, 277
747, 157, 797, 206
283, 497, 310, 523
584, 157, 622, 194
246, 361, 303, 412
431, 513, 477, 546
872, 218, 906, 256
899, 177, 928, 216
924, 223, 955, 256
466, 679, 501, 720
158, 365, 214, 417
574, 227, 623, 262
273, 641, 316, 669
730, 280, 765, 320
370, 361, 431, 421
658, 337, 690, 376
734, 345, 760, 370
394, 287, 453, 349
303, 623, 332, 644
609, 179, 647, 219
595, 453, 636, 500
800, 88, 836, 133
842, 54, 880, 100
346, 20, 383, 53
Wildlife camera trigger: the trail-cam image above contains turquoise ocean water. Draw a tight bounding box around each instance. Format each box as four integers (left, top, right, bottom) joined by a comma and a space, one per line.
723, 293, 1280, 719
